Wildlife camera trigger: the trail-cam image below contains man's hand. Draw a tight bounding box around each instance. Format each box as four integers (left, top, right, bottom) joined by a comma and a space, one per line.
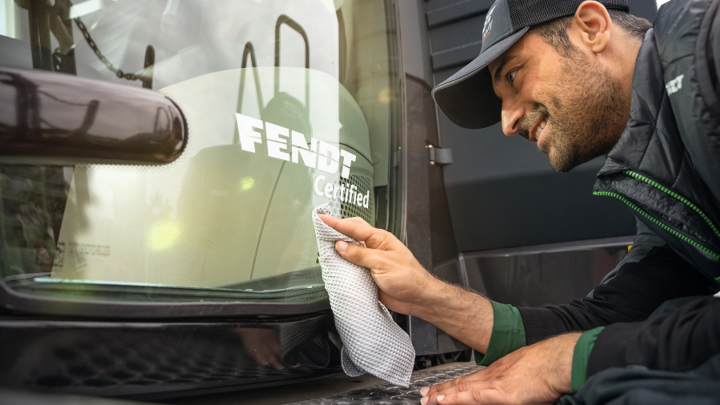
318, 215, 437, 315
319, 215, 495, 353
421, 333, 580, 405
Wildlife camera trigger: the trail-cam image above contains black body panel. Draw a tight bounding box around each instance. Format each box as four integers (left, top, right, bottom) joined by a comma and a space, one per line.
0, 313, 340, 400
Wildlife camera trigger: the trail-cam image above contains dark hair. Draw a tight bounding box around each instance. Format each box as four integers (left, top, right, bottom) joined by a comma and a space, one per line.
531, 10, 652, 58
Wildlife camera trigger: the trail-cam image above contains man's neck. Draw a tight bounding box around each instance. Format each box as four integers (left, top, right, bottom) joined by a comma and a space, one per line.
614, 33, 645, 109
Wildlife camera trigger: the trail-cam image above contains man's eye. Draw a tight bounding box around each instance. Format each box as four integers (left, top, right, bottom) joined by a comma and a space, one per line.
507, 70, 518, 84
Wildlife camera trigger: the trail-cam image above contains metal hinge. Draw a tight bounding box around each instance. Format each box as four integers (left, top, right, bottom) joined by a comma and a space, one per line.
427, 144, 453, 166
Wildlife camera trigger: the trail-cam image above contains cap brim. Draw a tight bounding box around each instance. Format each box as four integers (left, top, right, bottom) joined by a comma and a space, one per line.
431, 27, 529, 130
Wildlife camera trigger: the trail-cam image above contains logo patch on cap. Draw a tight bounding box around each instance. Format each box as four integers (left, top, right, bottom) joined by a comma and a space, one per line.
479, 0, 513, 54
483, 4, 496, 43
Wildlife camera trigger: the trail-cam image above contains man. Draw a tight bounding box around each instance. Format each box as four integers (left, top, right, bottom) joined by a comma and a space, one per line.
320, 0, 720, 403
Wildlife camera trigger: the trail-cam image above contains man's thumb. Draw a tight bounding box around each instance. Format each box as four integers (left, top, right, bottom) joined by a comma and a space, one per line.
335, 240, 366, 267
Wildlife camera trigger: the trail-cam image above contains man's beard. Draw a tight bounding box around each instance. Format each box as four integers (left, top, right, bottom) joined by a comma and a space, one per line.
519, 55, 629, 172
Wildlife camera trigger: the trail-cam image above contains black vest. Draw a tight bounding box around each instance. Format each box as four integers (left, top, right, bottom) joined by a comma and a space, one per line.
594, 0, 720, 282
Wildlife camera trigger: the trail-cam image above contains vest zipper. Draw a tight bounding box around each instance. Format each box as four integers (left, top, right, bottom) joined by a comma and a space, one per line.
623, 170, 720, 239
593, 191, 720, 260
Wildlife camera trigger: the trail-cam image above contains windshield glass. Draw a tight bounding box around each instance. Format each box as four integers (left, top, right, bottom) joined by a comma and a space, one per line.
0, 0, 400, 305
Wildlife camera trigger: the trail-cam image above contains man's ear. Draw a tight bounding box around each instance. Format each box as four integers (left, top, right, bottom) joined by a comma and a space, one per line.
572, 1, 612, 54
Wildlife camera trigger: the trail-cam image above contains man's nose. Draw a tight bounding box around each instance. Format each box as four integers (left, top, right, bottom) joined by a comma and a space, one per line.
501, 104, 524, 136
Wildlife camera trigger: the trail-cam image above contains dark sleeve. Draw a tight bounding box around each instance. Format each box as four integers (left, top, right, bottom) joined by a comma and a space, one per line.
587, 297, 720, 376
517, 223, 718, 345
692, 0, 720, 201
708, 3, 720, 105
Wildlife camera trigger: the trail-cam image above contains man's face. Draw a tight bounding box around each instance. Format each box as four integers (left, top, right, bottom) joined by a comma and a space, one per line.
488, 32, 628, 172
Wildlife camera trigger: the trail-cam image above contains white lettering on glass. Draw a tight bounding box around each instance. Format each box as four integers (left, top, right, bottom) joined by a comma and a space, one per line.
291, 131, 317, 168
235, 113, 357, 177
312, 175, 370, 208
265, 122, 290, 161
236, 114, 264, 153
314, 175, 326, 196
317, 141, 340, 175
340, 150, 356, 179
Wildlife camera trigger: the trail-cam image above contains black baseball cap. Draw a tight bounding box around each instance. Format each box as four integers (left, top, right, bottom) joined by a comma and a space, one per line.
431, 0, 630, 129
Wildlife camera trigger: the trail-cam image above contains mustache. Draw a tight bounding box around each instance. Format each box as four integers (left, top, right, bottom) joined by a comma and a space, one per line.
518, 103, 550, 141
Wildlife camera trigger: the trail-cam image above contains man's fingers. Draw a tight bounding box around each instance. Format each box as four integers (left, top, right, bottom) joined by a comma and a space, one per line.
423, 380, 456, 397
421, 373, 492, 404
318, 214, 338, 226
434, 389, 502, 405
335, 240, 377, 269
319, 214, 384, 245
346, 216, 370, 226
424, 372, 484, 397
424, 382, 498, 405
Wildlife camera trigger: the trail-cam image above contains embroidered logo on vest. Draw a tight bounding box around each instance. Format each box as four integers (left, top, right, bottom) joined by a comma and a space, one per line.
666, 74, 684, 95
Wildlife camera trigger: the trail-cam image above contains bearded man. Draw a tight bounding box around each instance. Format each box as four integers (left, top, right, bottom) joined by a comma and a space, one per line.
320, 0, 720, 403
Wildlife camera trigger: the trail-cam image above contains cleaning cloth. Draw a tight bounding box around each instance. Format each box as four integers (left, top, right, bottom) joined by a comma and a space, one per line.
312, 204, 415, 387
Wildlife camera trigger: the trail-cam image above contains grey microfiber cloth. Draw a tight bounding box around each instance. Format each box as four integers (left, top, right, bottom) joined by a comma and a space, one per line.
312, 204, 415, 387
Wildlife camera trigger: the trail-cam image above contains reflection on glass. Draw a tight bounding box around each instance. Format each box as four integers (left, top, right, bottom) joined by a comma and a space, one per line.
0, 0, 398, 304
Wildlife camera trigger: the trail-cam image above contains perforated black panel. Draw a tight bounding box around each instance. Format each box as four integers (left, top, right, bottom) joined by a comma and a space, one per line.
0, 318, 338, 397
292, 363, 482, 404
340, 175, 374, 224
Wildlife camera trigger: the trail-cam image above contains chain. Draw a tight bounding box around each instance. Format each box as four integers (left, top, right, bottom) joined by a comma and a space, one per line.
74, 18, 140, 81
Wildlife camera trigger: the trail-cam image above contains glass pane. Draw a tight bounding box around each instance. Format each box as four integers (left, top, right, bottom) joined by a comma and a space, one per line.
0, 0, 399, 304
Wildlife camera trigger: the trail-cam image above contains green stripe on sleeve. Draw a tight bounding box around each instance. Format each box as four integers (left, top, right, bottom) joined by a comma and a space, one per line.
571, 327, 605, 392
475, 301, 527, 366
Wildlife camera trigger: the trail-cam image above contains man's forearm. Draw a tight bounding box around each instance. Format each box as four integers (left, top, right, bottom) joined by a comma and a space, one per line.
318, 214, 497, 352
410, 279, 494, 353
588, 297, 720, 377
519, 245, 717, 345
